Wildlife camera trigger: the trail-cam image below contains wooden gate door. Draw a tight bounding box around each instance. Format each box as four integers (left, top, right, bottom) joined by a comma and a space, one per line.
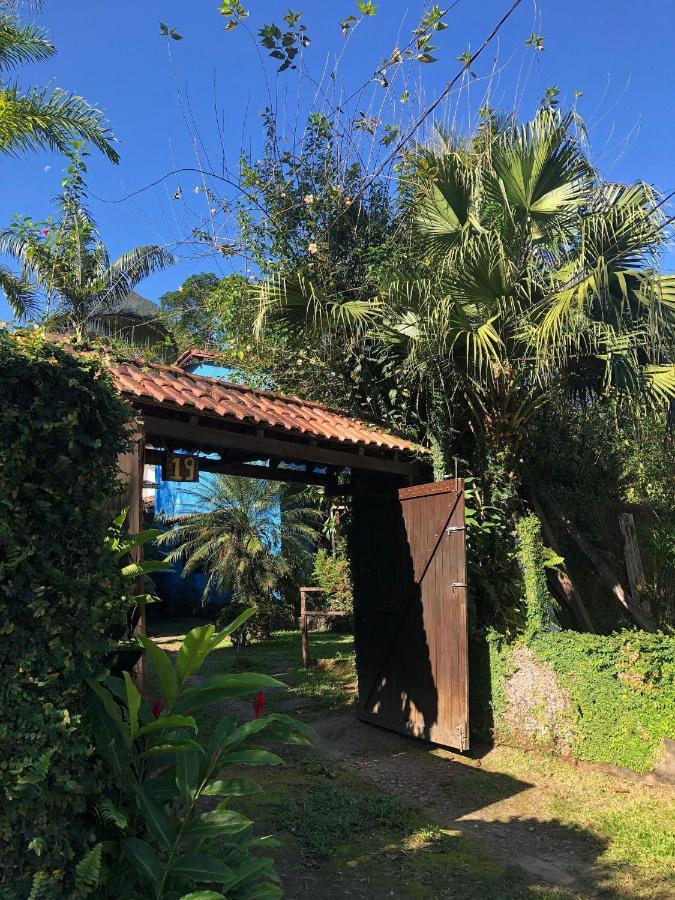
350, 479, 468, 750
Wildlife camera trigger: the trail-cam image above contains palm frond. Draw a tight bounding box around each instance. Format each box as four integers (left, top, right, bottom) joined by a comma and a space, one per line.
0, 263, 36, 318
101, 246, 175, 304
0, 84, 120, 162
0, 16, 53, 69
414, 149, 477, 255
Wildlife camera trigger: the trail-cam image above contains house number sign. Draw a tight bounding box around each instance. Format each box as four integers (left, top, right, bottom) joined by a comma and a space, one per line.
162, 453, 200, 482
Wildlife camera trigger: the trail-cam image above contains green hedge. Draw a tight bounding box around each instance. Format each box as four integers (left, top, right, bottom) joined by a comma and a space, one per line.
469, 514, 675, 773
531, 630, 675, 773
0, 331, 130, 897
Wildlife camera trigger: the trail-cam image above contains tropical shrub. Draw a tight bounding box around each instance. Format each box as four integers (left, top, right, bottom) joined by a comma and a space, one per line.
89, 611, 313, 898
0, 329, 130, 897
312, 543, 353, 614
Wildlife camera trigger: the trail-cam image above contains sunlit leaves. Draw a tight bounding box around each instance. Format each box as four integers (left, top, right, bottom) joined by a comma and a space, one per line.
357, 2, 377, 16
220, 0, 249, 31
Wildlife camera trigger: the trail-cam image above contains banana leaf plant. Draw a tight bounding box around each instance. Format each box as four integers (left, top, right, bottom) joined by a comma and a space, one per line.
88, 608, 313, 898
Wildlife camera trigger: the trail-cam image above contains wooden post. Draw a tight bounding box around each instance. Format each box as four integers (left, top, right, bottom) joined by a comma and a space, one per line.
620, 513, 650, 619
128, 428, 146, 688
299, 588, 310, 668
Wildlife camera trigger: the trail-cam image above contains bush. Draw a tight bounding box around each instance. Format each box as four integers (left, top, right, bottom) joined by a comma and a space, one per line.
312, 541, 353, 613
0, 330, 130, 897
89, 613, 312, 898
531, 630, 675, 772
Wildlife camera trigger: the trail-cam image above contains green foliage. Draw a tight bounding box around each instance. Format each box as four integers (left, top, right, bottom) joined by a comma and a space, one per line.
89, 614, 313, 897
516, 515, 557, 640
158, 273, 223, 351
312, 544, 353, 613
531, 630, 675, 773
0, 8, 118, 162
0, 329, 131, 897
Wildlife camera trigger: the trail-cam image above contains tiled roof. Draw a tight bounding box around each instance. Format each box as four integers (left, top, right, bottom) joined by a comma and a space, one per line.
174, 347, 219, 368
111, 358, 423, 455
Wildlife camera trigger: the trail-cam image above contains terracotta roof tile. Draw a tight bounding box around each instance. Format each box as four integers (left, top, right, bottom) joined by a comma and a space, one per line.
110, 357, 424, 456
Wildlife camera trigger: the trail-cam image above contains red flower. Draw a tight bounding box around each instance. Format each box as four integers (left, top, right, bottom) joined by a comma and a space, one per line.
151, 698, 162, 719
253, 690, 266, 719
41, 229, 49, 236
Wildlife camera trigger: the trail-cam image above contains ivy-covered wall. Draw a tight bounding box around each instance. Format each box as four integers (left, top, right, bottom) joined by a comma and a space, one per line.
0, 331, 130, 897
470, 516, 675, 774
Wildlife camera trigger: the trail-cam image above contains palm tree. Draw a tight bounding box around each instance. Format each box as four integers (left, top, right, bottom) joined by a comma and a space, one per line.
157, 475, 322, 637
0, 4, 119, 162
0, 146, 174, 342
255, 110, 675, 462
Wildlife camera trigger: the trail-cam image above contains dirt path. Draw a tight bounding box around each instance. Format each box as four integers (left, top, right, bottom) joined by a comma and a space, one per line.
147, 621, 674, 898
306, 712, 603, 894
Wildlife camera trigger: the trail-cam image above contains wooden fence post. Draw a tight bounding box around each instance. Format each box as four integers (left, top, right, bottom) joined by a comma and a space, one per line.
299, 588, 310, 668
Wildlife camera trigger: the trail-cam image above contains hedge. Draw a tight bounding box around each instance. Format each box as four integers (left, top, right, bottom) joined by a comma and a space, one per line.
469, 515, 675, 774
0, 330, 130, 897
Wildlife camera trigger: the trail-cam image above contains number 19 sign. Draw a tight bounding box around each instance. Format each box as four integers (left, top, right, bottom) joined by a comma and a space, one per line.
162, 453, 200, 482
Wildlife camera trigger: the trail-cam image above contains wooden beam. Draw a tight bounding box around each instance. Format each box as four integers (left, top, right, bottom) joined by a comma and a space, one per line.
140, 412, 418, 477
144, 447, 340, 487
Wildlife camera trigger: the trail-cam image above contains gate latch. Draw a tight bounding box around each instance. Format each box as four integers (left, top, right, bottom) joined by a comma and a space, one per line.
445, 525, 465, 534
456, 722, 468, 751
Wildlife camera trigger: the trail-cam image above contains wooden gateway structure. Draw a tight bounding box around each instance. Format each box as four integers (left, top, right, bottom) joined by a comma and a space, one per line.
112, 355, 469, 751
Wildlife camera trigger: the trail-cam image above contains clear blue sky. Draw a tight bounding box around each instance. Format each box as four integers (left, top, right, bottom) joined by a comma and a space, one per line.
2, 0, 675, 322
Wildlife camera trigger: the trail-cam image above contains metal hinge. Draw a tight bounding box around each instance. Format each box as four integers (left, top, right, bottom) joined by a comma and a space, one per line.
446, 525, 465, 533
451, 582, 467, 588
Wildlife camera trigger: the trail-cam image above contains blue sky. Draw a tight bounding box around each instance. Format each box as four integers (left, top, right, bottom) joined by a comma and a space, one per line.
2, 0, 675, 322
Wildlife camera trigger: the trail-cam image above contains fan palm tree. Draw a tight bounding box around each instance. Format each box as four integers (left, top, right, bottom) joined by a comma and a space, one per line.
0, 146, 174, 342
157, 475, 322, 631
254, 110, 675, 460
0, 4, 119, 162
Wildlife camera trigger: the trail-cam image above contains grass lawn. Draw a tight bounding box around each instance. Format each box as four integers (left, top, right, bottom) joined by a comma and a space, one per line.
147, 619, 675, 899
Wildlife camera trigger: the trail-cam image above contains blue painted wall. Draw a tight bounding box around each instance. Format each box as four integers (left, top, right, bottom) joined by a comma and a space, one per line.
152, 359, 281, 613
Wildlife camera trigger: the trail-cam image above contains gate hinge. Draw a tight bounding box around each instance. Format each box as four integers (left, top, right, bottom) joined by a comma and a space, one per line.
451, 582, 467, 588
446, 525, 465, 533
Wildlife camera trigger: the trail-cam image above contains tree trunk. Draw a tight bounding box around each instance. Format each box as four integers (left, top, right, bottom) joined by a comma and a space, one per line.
530, 491, 596, 633
535, 484, 656, 632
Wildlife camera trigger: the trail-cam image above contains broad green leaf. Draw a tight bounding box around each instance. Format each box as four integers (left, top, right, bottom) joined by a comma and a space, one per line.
241, 884, 283, 899
87, 678, 130, 746
133, 784, 176, 849
179, 893, 226, 900
227, 857, 277, 891
135, 715, 197, 739
121, 559, 170, 578
176, 749, 200, 804
170, 854, 233, 884
123, 838, 162, 886
221, 749, 284, 767
206, 713, 236, 759
123, 671, 141, 736
210, 606, 256, 648
138, 634, 178, 705
176, 624, 215, 684
183, 808, 252, 839
138, 738, 203, 759
201, 777, 262, 798
188, 673, 285, 693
